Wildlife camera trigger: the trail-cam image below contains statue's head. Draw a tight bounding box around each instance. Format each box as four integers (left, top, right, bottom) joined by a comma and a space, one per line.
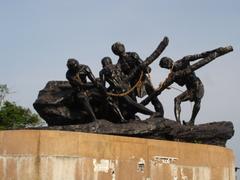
101, 57, 112, 67
67, 58, 79, 70
111, 42, 125, 56
159, 57, 173, 69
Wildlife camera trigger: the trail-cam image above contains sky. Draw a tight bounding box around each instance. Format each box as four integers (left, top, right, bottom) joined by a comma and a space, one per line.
0, 0, 240, 170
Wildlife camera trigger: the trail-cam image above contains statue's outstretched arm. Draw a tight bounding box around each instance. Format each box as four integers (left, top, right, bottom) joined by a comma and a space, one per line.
125, 36, 169, 82
99, 70, 106, 87
85, 67, 96, 84
190, 46, 233, 71
182, 46, 233, 62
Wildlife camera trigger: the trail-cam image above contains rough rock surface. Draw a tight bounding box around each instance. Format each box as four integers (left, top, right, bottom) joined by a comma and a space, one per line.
36, 118, 234, 147
33, 81, 113, 125
33, 81, 234, 147
33, 80, 151, 125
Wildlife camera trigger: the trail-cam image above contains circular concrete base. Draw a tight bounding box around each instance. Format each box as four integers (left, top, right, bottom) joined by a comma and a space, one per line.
0, 130, 235, 180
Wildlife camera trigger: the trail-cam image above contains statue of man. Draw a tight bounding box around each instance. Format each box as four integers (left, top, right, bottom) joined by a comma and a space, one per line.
159, 56, 204, 126
99, 56, 154, 120
98, 57, 128, 123
111, 42, 164, 117
66, 58, 98, 121
141, 46, 233, 126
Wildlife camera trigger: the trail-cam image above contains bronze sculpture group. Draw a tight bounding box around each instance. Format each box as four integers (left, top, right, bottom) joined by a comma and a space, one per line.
65, 37, 233, 126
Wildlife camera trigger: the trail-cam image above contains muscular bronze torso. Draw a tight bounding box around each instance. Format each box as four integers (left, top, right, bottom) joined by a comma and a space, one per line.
172, 59, 203, 91
66, 64, 94, 91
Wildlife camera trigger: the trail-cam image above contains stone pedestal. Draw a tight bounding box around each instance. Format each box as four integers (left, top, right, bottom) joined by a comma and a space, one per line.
0, 130, 235, 180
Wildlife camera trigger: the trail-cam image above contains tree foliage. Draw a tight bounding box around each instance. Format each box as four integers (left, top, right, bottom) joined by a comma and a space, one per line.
0, 101, 41, 129
0, 84, 43, 129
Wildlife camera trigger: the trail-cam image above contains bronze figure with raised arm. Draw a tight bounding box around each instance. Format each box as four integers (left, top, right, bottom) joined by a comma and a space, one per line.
99, 56, 155, 121
111, 37, 169, 117
141, 46, 233, 126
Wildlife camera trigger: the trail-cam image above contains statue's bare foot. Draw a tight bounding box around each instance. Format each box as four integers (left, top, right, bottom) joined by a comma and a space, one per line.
150, 112, 163, 119
120, 118, 128, 123
176, 120, 181, 125
134, 115, 141, 121
183, 120, 194, 126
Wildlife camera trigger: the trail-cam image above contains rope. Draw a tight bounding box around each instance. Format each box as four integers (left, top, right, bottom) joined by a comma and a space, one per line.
106, 71, 144, 97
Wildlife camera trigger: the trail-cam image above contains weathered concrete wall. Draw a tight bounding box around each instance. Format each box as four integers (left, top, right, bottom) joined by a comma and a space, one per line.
0, 130, 235, 180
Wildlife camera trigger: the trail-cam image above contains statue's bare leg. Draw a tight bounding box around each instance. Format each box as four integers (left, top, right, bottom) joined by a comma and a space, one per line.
107, 98, 127, 123
186, 82, 204, 126
188, 100, 201, 126
174, 91, 191, 124
77, 93, 97, 121
83, 100, 97, 121
145, 79, 164, 117
123, 95, 154, 115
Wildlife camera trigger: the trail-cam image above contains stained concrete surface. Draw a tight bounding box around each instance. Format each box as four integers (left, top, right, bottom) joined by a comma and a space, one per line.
0, 130, 235, 180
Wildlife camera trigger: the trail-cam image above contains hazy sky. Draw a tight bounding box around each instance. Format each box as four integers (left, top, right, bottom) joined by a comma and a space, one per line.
1, 0, 240, 169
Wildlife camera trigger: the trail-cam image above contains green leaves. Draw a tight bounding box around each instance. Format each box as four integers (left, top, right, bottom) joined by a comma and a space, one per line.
0, 101, 41, 130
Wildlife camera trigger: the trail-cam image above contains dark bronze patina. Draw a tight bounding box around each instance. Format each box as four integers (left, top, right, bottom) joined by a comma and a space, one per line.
111, 37, 169, 117
66, 58, 99, 121
141, 46, 233, 125
33, 37, 234, 146
34, 37, 233, 129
